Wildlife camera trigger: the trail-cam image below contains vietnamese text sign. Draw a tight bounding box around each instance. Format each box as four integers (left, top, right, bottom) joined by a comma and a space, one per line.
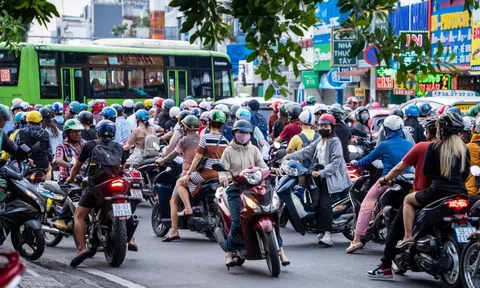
331, 27, 357, 67
302, 71, 319, 89
313, 43, 331, 71
471, 8, 480, 72
376, 77, 394, 89
416, 73, 451, 96
355, 88, 366, 101
399, 31, 429, 66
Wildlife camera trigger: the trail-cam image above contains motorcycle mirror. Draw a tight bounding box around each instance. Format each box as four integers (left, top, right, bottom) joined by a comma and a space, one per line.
273, 142, 281, 149
152, 142, 161, 152
314, 163, 324, 170
211, 163, 227, 172
471, 166, 480, 177
274, 149, 286, 160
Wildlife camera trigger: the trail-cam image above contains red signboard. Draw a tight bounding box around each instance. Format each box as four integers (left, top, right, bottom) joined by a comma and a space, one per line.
376, 76, 394, 89
0, 69, 10, 82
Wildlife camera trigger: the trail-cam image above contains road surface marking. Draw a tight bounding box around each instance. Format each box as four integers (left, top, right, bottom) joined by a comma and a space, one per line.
79, 267, 146, 288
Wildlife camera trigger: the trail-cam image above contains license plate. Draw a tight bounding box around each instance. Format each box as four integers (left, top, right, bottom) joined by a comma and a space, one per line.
112, 203, 132, 217
131, 189, 143, 199
455, 226, 477, 243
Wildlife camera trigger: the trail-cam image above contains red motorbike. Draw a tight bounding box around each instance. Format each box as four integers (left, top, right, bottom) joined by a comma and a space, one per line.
0, 250, 24, 287
212, 163, 282, 277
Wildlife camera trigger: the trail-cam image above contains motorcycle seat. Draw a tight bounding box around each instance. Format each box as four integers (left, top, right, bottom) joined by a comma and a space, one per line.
191, 179, 219, 200
43, 181, 66, 196
137, 158, 158, 167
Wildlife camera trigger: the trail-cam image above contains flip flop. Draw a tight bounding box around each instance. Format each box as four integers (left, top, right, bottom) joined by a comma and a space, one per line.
346, 242, 364, 254
396, 240, 414, 249
70, 250, 94, 268
162, 235, 181, 242
177, 210, 193, 217
128, 243, 138, 252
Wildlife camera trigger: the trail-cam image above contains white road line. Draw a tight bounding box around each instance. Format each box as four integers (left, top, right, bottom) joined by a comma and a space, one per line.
25, 268, 40, 277
79, 267, 146, 288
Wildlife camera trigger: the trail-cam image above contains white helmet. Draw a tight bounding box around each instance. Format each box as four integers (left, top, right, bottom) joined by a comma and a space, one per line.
347, 96, 359, 104
383, 115, 404, 131
122, 99, 134, 108
314, 103, 328, 114
20, 102, 30, 111
182, 99, 198, 110
199, 100, 213, 111
200, 111, 210, 121
463, 116, 473, 132
12, 98, 23, 106
299, 110, 315, 126
169, 106, 181, 118
214, 104, 229, 114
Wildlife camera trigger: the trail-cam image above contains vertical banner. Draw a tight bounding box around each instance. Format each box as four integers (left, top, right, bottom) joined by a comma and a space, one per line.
150, 0, 165, 39
471, 9, 480, 73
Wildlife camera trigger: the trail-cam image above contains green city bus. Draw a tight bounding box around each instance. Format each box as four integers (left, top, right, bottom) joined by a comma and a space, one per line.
0, 42, 233, 106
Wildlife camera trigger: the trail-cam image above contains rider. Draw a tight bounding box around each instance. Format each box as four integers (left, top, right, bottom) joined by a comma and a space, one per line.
220, 120, 290, 267
156, 99, 175, 128
247, 99, 269, 140
40, 107, 62, 161
67, 101, 82, 120
128, 102, 145, 130
236, 108, 265, 149
404, 105, 426, 143
328, 103, 351, 163
100, 107, 117, 122
0, 109, 23, 161
199, 111, 210, 135
313, 103, 328, 123
215, 104, 233, 142
347, 115, 413, 253
122, 99, 135, 117
162, 110, 192, 156
111, 104, 131, 144
467, 104, 480, 118
352, 106, 370, 137
271, 103, 289, 140
285, 114, 351, 247
302, 95, 316, 108
467, 117, 480, 203
419, 102, 432, 118
51, 102, 65, 131
78, 111, 96, 142
286, 110, 318, 155
376, 108, 415, 146
275, 104, 302, 145
91, 99, 107, 123
268, 100, 282, 135
123, 109, 155, 165
346, 96, 359, 110
461, 116, 473, 144
144, 99, 153, 111
159, 106, 180, 143
66, 120, 126, 268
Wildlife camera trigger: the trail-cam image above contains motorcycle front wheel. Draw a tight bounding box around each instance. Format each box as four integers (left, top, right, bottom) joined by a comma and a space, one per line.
11, 224, 45, 261
151, 202, 169, 237
104, 215, 127, 267
441, 235, 463, 288
461, 238, 480, 288
262, 231, 281, 277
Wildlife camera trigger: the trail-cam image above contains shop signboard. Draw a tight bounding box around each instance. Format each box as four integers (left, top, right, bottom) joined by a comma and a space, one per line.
354, 88, 366, 101
430, 0, 471, 71
326, 68, 344, 88
331, 27, 357, 67
398, 31, 429, 66
337, 67, 353, 82
302, 71, 319, 89
471, 8, 480, 73
416, 73, 451, 96
376, 67, 395, 90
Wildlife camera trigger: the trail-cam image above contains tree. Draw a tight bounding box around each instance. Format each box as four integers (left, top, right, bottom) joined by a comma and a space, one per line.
170, 0, 478, 99
0, 0, 59, 51
112, 23, 128, 37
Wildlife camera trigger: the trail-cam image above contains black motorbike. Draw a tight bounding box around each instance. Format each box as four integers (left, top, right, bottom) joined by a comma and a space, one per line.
393, 194, 472, 287
348, 137, 375, 161
151, 157, 220, 241
134, 158, 161, 206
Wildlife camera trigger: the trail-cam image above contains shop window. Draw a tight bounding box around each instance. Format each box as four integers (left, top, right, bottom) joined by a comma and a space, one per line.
89, 68, 125, 98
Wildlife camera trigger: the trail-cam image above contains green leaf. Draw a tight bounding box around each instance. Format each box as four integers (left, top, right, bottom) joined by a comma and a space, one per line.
265, 85, 274, 101
349, 37, 365, 58
436, 41, 443, 58
246, 51, 258, 62
289, 26, 304, 37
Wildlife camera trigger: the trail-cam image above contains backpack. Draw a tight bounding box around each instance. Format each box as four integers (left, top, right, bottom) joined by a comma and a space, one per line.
143, 129, 160, 157
88, 140, 123, 184
298, 132, 319, 168
251, 111, 269, 140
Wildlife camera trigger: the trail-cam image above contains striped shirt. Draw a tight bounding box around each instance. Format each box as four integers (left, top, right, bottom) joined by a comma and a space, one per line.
196, 133, 229, 169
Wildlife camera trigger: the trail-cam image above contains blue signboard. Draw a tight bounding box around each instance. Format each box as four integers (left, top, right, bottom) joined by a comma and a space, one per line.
430, 0, 471, 71
226, 44, 253, 76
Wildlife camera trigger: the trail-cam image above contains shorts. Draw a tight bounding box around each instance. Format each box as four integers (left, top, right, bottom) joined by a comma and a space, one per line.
78, 187, 96, 209
188, 172, 206, 195
414, 188, 454, 207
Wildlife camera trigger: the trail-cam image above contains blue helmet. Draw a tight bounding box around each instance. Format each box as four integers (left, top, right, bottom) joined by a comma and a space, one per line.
79, 103, 88, 112
419, 103, 432, 117
20, 112, 28, 126
135, 109, 149, 121
14, 112, 24, 124
405, 105, 420, 117
236, 108, 252, 121
100, 107, 117, 121
190, 108, 201, 117
95, 120, 116, 137
69, 101, 82, 114
52, 102, 64, 114
448, 106, 462, 116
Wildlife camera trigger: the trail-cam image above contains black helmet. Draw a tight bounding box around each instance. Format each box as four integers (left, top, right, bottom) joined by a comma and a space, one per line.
39, 107, 52, 119
111, 104, 124, 117
134, 102, 145, 112
230, 104, 241, 116
233, 120, 253, 133
34, 104, 44, 111
248, 99, 260, 112
328, 103, 345, 120
425, 116, 438, 131
287, 105, 302, 120
390, 108, 404, 119
78, 111, 94, 126
439, 111, 464, 135
95, 120, 116, 137
178, 110, 192, 122
354, 106, 369, 122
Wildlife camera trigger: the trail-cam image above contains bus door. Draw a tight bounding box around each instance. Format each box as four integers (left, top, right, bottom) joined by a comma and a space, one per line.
167, 70, 187, 105
60, 68, 85, 103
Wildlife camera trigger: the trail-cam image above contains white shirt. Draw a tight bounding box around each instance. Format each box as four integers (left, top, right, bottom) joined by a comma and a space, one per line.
127, 114, 137, 131
316, 139, 327, 166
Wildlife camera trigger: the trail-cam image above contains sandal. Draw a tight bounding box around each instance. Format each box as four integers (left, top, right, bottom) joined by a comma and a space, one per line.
70, 250, 94, 268
396, 239, 414, 249
177, 209, 193, 217
162, 235, 181, 242
346, 242, 364, 254
225, 255, 235, 270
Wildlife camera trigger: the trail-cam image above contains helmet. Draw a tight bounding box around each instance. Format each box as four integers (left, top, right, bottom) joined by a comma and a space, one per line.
371, 102, 381, 109
306, 96, 316, 105
209, 109, 227, 123
419, 103, 432, 117
248, 99, 260, 112
190, 108, 201, 117
439, 111, 464, 135
390, 108, 404, 118
162, 99, 175, 111
182, 99, 198, 110
26, 110, 42, 124
355, 106, 370, 122
39, 107, 52, 119
438, 104, 450, 115
230, 104, 241, 116
34, 104, 43, 111
233, 120, 254, 133
184, 96, 193, 101
200, 111, 210, 122
134, 101, 145, 112
181, 115, 200, 130
0, 105, 10, 122
199, 100, 213, 111
405, 105, 420, 117
236, 108, 252, 121
178, 110, 192, 122
365, 103, 372, 109
44, 104, 52, 110
100, 107, 117, 121
144, 99, 153, 109
287, 105, 302, 120
214, 104, 230, 114
123, 99, 134, 108
313, 103, 328, 115
269, 100, 282, 113
279, 103, 290, 116
448, 107, 462, 115
14, 112, 24, 124
11, 103, 22, 112
299, 110, 315, 126
463, 116, 473, 132
467, 105, 480, 117
347, 96, 359, 104
12, 98, 23, 106
135, 109, 149, 121
155, 98, 164, 109
78, 111, 94, 126
95, 120, 116, 137
169, 107, 181, 118
425, 116, 438, 131
383, 115, 404, 131
318, 114, 336, 126
79, 103, 88, 112
111, 104, 124, 117
64, 119, 85, 132
52, 102, 64, 114
20, 113, 28, 125
328, 103, 345, 120
69, 101, 82, 114
153, 97, 160, 105
20, 102, 31, 111
475, 117, 480, 133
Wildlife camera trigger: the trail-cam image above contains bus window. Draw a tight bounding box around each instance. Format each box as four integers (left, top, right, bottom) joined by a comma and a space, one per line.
191, 69, 212, 98
89, 68, 125, 98
214, 70, 231, 100
127, 68, 148, 98
39, 52, 60, 98
0, 50, 19, 86
144, 69, 166, 97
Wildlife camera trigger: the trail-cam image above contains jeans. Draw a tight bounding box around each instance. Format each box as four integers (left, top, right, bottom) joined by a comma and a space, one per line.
381, 204, 404, 268
316, 178, 333, 232
355, 180, 391, 236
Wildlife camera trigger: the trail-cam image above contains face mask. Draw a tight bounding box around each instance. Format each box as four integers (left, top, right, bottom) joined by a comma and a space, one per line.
235, 132, 251, 145
360, 113, 369, 123
318, 128, 331, 138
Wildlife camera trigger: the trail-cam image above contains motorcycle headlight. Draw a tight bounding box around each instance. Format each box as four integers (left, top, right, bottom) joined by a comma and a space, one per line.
25, 189, 38, 201
272, 193, 280, 211
243, 170, 262, 185
281, 162, 301, 176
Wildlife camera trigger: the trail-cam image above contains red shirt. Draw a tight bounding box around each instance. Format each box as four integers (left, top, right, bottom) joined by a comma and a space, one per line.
268, 113, 278, 134
279, 120, 302, 144
402, 141, 432, 191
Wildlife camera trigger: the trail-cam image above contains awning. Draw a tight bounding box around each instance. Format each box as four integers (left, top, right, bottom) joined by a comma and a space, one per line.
337, 68, 369, 76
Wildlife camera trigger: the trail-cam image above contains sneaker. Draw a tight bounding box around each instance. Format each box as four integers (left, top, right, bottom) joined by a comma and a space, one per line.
367, 266, 393, 279
316, 233, 324, 241
318, 234, 333, 247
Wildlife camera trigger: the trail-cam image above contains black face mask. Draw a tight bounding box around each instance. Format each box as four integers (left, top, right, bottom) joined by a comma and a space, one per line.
318, 129, 331, 138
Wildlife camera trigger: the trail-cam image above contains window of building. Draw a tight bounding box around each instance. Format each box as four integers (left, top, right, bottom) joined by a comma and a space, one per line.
39, 52, 60, 98
89, 68, 125, 98
214, 70, 231, 100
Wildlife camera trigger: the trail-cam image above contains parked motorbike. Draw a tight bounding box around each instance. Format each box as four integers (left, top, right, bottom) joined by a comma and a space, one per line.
212, 162, 283, 277
0, 249, 24, 288
393, 194, 473, 287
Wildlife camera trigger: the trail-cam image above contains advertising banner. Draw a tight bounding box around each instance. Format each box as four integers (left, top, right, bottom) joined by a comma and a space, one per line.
471, 8, 480, 73
331, 27, 357, 67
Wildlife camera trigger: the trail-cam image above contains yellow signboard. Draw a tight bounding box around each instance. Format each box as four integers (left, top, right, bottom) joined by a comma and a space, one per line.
354, 88, 365, 101
471, 20, 480, 72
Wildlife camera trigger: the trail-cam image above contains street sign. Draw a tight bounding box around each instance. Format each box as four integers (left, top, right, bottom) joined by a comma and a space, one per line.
327, 68, 344, 88
301, 71, 319, 88
331, 27, 357, 67
354, 88, 366, 101
337, 67, 352, 83
364, 45, 379, 66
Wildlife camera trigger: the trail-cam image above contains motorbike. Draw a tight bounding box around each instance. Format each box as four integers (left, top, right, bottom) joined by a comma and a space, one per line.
124, 167, 153, 205
133, 158, 161, 206
0, 143, 46, 260
393, 194, 473, 287
212, 161, 283, 277
0, 249, 24, 288
151, 157, 220, 241
348, 137, 375, 161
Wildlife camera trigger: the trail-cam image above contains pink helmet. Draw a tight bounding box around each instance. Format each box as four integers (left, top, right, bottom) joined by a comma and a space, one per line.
199, 100, 213, 111
347, 96, 359, 104
182, 99, 198, 110
371, 102, 381, 109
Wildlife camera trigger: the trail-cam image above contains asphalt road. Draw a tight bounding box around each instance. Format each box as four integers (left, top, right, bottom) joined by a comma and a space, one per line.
23, 202, 441, 288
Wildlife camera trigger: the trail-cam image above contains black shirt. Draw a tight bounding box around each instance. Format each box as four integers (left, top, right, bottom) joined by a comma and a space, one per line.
78, 140, 127, 164
404, 118, 426, 143
164, 119, 176, 133
81, 128, 97, 142
155, 111, 170, 128
335, 120, 351, 163
272, 119, 284, 139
